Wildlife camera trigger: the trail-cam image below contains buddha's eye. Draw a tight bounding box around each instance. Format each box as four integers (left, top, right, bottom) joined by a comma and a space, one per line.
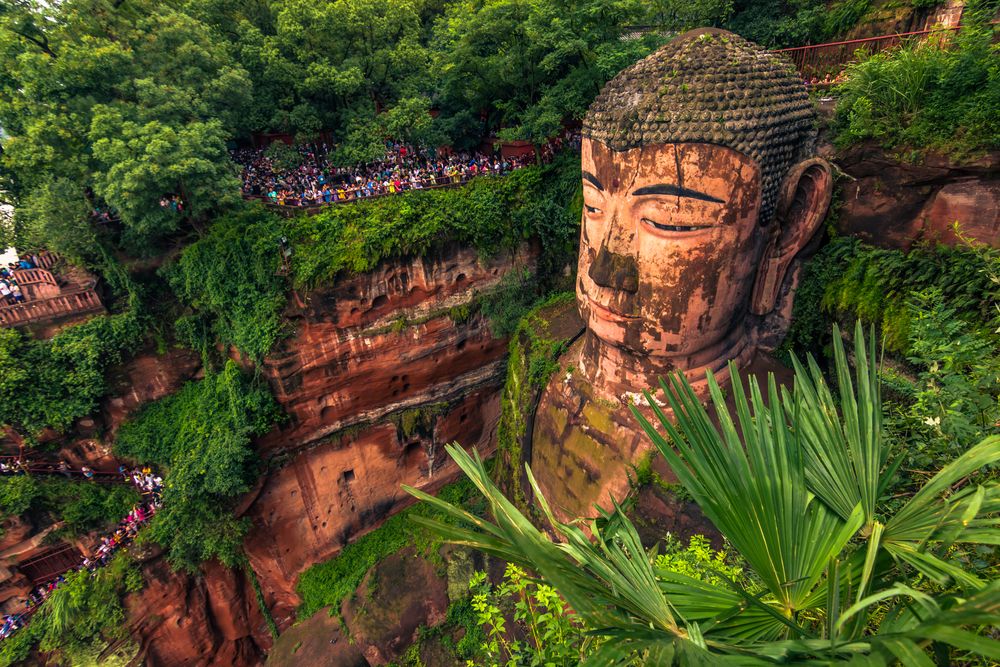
585, 205, 602, 215
642, 218, 707, 233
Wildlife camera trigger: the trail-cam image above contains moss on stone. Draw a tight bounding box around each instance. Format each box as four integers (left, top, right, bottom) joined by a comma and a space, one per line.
491, 293, 579, 510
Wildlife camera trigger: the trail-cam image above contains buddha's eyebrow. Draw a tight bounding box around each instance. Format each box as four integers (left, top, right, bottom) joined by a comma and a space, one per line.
632, 183, 724, 203
581, 171, 604, 191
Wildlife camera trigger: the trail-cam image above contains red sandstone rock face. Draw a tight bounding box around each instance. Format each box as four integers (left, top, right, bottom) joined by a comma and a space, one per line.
258, 243, 531, 453
836, 144, 1000, 249
103, 347, 202, 434
245, 388, 500, 620
238, 245, 525, 629
125, 556, 271, 667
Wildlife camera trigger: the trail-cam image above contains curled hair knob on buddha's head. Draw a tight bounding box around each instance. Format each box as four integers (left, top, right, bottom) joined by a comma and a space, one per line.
583, 28, 816, 225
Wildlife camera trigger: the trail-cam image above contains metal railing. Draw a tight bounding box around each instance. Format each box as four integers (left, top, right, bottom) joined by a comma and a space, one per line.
0, 457, 127, 483
775, 27, 960, 81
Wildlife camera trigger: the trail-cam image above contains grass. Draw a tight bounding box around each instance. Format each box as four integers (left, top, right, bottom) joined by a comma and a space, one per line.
295, 474, 485, 620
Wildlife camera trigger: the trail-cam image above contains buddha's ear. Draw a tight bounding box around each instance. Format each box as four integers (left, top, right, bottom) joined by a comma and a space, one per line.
751, 158, 833, 315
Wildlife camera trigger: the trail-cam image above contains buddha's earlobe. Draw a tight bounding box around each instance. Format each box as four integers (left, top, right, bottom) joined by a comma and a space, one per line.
750, 158, 833, 315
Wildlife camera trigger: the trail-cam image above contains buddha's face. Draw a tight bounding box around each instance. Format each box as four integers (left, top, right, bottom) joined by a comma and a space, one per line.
578, 138, 765, 357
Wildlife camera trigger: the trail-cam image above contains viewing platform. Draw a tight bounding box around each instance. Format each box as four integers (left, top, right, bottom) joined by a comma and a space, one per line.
0, 253, 105, 333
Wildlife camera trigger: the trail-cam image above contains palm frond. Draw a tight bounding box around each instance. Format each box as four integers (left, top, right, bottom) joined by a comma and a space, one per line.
631, 367, 862, 617
788, 321, 890, 529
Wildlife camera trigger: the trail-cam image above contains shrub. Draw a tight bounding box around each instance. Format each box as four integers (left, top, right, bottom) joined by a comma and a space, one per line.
0, 475, 41, 517
114, 361, 281, 571
0, 476, 140, 536
786, 236, 997, 356
834, 22, 1000, 156
166, 205, 288, 363
0, 311, 143, 438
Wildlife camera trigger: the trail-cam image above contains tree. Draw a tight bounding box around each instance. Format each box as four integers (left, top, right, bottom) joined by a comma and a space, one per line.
407, 322, 1000, 664
0, 1, 251, 254
114, 361, 282, 571
642, 0, 734, 31
0, 312, 143, 439
431, 0, 663, 149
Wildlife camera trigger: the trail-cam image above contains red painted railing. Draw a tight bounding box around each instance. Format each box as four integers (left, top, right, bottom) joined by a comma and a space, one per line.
0, 290, 103, 327
10, 268, 58, 289
33, 252, 60, 271
17, 545, 84, 586
775, 27, 960, 81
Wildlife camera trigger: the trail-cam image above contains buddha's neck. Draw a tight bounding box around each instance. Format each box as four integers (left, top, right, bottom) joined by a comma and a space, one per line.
577, 325, 755, 403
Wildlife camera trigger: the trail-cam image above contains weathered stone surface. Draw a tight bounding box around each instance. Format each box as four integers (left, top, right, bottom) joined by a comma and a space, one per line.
125, 557, 271, 667
340, 548, 450, 665
245, 386, 499, 620
531, 32, 832, 520
257, 243, 533, 454
265, 605, 368, 667
836, 144, 1000, 249
103, 347, 202, 434
240, 245, 521, 625
531, 336, 648, 516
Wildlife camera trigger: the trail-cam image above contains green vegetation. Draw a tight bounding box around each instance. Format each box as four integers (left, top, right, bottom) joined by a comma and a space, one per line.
491, 292, 577, 508
288, 152, 579, 288
412, 536, 744, 665
652, 534, 748, 589
0, 475, 140, 536
408, 324, 1000, 663
114, 361, 281, 572
0, 552, 143, 667
786, 236, 997, 355
467, 565, 587, 665
784, 236, 1000, 477
0, 312, 143, 438
166, 206, 287, 363
296, 474, 485, 620
834, 17, 1000, 157
247, 564, 280, 641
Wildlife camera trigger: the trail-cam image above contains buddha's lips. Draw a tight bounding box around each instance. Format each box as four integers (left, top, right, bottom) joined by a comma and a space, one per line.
587, 296, 638, 323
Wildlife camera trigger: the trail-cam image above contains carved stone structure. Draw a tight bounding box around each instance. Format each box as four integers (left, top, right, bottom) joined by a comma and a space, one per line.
531, 29, 834, 517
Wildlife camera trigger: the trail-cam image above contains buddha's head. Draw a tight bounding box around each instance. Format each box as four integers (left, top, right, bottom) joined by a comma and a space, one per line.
578, 29, 832, 365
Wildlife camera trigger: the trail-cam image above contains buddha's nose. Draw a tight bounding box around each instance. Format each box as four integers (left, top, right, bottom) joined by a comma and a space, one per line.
589, 245, 638, 293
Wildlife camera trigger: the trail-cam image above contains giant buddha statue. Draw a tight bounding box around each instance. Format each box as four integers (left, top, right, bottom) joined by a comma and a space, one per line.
530, 28, 834, 517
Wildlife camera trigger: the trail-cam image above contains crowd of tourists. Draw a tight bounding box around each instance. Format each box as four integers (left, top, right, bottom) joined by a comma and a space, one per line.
0, 463, 163, 641
234, 132, 580, 208
0, 255, 43, 307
